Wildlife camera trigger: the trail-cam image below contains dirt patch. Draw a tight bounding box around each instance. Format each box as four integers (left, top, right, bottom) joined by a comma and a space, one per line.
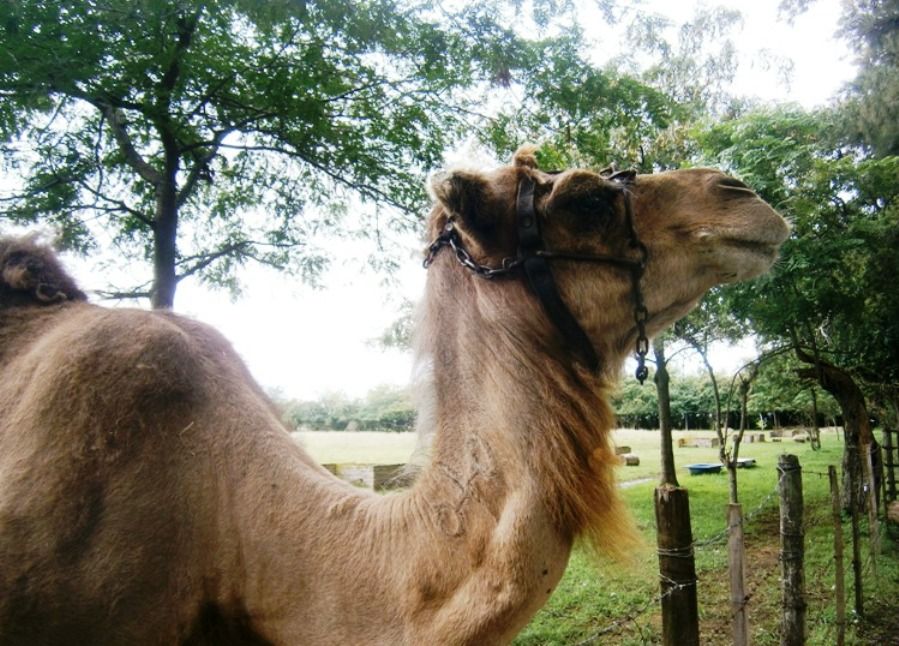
619, 477, 655, 489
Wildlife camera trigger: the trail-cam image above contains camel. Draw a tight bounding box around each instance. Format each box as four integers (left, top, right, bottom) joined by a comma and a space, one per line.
0, 147, 789, 645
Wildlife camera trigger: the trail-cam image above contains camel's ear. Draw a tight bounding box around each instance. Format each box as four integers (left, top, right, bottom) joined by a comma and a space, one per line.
429, 170, 496, 237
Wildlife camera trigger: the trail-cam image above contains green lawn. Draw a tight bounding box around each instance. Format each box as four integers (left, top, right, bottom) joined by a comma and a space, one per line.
515, 429, 899, 645
294, 426, 815, 485
294, 428, 898, 644
293, 430, 418, 464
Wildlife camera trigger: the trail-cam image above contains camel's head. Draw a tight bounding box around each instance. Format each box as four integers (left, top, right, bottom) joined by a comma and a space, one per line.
427, 147, 790, 372
0, 235, 87, 307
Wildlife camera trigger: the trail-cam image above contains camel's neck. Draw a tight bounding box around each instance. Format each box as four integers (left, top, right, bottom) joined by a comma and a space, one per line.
228, 264, 630, 645
411, 263, 627, 548
377, 263, 630, 640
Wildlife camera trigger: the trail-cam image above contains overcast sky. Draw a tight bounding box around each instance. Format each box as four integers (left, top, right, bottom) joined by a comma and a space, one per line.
60, 0, 857, 400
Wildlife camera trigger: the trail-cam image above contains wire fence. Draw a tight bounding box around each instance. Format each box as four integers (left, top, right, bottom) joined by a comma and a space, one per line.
561, 458, 891, 646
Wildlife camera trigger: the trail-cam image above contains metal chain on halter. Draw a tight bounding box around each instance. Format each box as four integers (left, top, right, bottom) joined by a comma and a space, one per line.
423, 220, 523, 278
630, 241, 650, 385
634, 304, 650, 384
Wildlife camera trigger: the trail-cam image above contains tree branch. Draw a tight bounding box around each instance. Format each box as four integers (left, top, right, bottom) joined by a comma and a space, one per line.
216, 142, 416, 213
175, 241, 252, 281
175, 239, 306, 281
99, 104, 163, 185
175, 106, 279, 208
72, 178, 155, 227
94, 288, 153, 301
176, 129, 232, 208
160, 10, 200, 94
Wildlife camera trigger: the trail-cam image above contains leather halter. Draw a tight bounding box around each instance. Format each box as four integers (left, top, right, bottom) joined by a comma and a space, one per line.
424, 171, 650, 383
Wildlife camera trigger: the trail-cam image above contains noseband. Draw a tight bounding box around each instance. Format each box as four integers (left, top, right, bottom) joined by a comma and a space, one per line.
423, 171, 651, 384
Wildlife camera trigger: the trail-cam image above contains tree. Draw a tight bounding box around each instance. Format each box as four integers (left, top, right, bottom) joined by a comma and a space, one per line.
838, 0, 899, 157
747, 352, 841, 436
623, 4, 743, 120
480, 31, 680, 170
0, 0, 533, 307
674, 297, 749, 502
700, 106, 899, 510
282, 384, 414, 431
652, 337, 678, 485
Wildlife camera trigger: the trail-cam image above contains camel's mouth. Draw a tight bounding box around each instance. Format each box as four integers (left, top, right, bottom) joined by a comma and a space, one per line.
721, 238, 780, 265
713, 209, 791, 279
722, 237, 781, 258
714, 236, 784, 283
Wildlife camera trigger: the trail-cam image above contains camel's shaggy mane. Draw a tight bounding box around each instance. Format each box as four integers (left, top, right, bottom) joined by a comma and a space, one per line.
0, 235, 86, 308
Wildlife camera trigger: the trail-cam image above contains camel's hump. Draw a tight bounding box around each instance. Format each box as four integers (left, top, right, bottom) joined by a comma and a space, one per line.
0, 235, 87, 307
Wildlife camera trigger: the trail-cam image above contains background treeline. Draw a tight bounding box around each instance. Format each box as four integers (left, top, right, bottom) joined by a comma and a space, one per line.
279, 385, 416, 432
613, 359, 841, 430
278, 354, 843, 432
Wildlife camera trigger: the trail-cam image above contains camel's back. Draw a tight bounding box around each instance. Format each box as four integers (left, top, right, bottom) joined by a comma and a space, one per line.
0, 304, 204, 639
0, 297, 296, 643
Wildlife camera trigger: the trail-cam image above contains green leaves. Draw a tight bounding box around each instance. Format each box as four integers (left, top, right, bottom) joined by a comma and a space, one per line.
838, 0, 899, 156
696, 106, 899, 390
483, 34, 679, 170
0, 0, 561, 304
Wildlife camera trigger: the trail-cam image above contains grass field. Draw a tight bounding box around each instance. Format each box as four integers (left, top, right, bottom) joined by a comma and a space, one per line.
293, 430, 419, 464
293, 427, 802, 483
294, 428, 898, 644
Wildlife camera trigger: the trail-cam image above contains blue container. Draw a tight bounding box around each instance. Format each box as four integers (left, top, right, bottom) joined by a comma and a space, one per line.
686, 463, 723, 475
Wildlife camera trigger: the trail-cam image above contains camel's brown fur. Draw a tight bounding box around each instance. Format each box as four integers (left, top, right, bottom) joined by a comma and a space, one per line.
0, 148, 789, 645
0, 235, 86, 307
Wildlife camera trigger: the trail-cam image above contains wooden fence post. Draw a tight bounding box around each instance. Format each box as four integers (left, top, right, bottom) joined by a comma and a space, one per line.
828, 466, 846, 646
728, 503, 749, 646
655, 485, 700, 646
884, 428, 896, 502
778, 454, 805, 646
843, 445, 865, 618
863, 446, 879, 576
848, 461, 864, 617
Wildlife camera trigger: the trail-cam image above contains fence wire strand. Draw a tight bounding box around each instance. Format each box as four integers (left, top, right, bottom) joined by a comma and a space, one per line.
573, 473, 787, 644
569, 455, 889, 645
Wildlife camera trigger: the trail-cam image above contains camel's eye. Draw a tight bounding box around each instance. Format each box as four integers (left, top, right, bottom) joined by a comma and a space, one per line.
545, 172, 619, 233
577, 192, 615, 215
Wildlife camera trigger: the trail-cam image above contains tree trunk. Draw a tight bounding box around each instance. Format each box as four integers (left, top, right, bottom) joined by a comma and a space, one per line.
151, 172, 180, 309
690, 341, 728, 494
728, 503, 749, 646
728, 375, 753, 505
809, 387, 821, 450
779, 454, 806, 646
654, 337, 679, 487
795, 356, 873, 512
655, 485, 699, 646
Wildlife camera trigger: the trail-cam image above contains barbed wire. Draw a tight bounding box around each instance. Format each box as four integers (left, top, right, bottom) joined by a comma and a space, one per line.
572, 574, 696, 646
803, 469, 834, 478
573, 472, 789, 643
727, 544, 782, 622
572, 460, 886, 645
693, 472, 785, 549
